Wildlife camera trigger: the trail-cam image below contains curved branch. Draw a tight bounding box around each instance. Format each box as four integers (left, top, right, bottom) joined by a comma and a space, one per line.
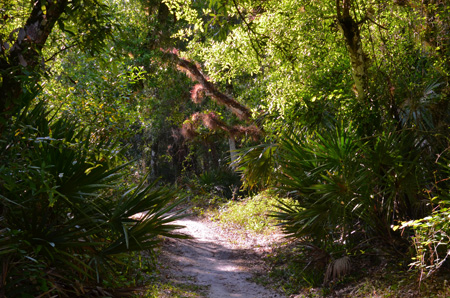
182, 111, 261, 140
164, 50, 252, 121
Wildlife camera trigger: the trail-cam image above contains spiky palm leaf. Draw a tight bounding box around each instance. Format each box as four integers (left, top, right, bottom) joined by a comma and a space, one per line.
273, 122, 367, 242
232, 143, 279, 189
0, 102, 186, 295
272, 122, 428, 247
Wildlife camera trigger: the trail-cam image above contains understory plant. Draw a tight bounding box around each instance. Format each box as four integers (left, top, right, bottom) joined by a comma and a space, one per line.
210, 190, 291, 234
273, 121, 430, 249
0, 102, 186, 296
235, 116, 446, 285
398, 203, 450, 281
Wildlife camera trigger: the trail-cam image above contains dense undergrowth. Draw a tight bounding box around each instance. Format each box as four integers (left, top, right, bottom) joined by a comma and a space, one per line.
2, 0, 450, 296
207, 190, 291, 234
0, 103, 186, 296
190, 191, 450, 297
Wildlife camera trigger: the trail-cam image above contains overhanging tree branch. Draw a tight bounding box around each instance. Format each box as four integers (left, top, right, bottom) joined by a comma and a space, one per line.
164, 49, 253, 121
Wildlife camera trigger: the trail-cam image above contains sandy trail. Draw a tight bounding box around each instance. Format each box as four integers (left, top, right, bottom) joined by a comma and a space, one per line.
160, 217, 285, 298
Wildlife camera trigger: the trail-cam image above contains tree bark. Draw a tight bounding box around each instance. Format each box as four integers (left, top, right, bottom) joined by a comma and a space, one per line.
165, 51, 252, 120
229, 135, 237, 169
336, 0, 368, 102
0, 0, 68, 117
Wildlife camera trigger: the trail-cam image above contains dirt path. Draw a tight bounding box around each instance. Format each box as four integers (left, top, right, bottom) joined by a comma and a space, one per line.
159, 216, 286, 298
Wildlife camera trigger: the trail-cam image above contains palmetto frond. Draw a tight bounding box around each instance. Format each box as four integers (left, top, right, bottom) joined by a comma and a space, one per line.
0, 102, 186, 293
273, 121, 429, 248
233, 143, 279, 189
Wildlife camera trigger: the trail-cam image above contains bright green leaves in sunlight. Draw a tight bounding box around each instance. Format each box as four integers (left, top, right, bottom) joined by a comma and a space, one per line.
45, 50, 147, 140
2, 0, 450, 294
164, 0, 206, 39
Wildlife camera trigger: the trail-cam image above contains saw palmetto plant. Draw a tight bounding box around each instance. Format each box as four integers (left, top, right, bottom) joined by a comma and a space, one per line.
0, 102, 186, 296
272, 122, 430, 246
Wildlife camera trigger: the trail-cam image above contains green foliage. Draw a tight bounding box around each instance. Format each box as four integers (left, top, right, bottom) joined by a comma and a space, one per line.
210, 190, 292, 234
398, 205, 450, 280
60, 0, 114, 54
255, 242, 329, 295
0, 103, 186, 296
272, 122, 366, 244
145, 279, 208, 297
45, 50, 146, 139
197, 167, 241, 198
0, 0, 117, 119
233, 143, 279, 190
2, 0, 450, 293
268, 120, 434, 250
171, 0, 355, 129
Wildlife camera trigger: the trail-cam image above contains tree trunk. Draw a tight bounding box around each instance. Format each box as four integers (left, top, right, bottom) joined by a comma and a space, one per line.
336, 0, 368, 102
229, 136, 237, 169
0, 0, 68, 118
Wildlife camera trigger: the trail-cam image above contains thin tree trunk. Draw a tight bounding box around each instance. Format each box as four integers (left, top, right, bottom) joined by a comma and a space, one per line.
336, 0, 368, 102
229, 136, 237, 169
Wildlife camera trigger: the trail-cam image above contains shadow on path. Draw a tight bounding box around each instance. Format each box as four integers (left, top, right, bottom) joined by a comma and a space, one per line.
160, 217, 285, 298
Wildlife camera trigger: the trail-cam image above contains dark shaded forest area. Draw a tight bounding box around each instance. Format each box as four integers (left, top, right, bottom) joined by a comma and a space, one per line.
1, 0, 450, 296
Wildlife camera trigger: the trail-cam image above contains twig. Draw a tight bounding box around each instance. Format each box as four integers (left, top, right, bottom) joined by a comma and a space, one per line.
45, 44, 77, 62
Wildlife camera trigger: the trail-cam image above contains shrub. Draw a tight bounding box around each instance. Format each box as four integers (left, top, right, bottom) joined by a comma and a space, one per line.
0, 102, 186, 296
211, 190, 291, 234
270, 121, 431, 249
398, 206, 450, 280
197, 167, 242, 199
